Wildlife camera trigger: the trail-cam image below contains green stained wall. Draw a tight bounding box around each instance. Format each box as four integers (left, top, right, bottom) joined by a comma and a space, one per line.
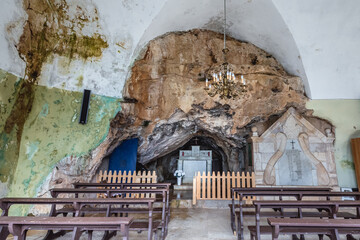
307, 100, 360, 188
0, 70, 22, 196
0, 69, 121, 213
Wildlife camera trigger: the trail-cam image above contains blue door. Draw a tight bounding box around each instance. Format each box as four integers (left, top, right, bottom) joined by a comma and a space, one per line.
108, 138, 138, 172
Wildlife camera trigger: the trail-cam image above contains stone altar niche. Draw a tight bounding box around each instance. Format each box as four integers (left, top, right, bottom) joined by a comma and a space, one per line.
177, 146, 212, 184
251, 107, 338, 187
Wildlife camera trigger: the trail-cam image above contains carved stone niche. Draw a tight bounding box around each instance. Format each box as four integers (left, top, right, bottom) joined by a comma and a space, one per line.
251, 107, 338, 187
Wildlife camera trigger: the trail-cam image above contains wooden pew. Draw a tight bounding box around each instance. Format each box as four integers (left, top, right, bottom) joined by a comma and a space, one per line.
234, 190, 360, 240
249, 200, 360, 240
0, 197, 155, 240
50, 187, 169, 240
72, 182, 171, 225
73, 182, 171, 189
230, 187, 331, 234
0, 216, 132, 240
268, 218, 360, 240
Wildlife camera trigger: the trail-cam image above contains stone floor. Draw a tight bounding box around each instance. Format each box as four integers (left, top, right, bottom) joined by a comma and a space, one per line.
5, 208, 356, 240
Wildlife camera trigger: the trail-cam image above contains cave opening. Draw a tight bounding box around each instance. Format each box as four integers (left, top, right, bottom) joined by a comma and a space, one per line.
145, 136, 233, 183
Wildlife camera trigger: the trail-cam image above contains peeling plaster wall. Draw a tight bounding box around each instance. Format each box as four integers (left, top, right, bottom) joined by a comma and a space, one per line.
0, 70, 22, 197
307, 100, 360, 188
0, 69, 121, 215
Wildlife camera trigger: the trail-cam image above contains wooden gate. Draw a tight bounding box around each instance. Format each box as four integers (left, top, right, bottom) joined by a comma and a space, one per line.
96, 170, 157, 198
97, 170, 157, 184
192, 171, 255, 205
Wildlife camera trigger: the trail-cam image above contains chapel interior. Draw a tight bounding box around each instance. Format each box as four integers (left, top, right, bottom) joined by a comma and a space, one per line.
1, 0, 360, 239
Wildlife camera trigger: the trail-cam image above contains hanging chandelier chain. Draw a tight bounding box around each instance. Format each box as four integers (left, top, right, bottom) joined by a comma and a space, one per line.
204, 0, 247, 99
224, 0, 226, 50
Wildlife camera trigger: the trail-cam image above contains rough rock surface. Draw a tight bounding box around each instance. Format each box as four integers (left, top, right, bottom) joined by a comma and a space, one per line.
93, 29, 308, 173
35, 30, 337, 203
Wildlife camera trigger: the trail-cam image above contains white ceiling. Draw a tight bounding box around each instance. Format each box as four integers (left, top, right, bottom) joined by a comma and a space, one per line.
0, 0, 359, 99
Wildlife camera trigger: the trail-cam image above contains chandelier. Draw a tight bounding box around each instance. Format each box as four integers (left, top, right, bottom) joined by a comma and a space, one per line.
204, 0, 247, 99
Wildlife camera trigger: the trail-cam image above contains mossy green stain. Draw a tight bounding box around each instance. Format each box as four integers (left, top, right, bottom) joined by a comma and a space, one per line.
6, 80, 121, 216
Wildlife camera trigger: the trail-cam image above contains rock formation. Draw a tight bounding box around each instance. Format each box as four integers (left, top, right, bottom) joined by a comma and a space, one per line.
97, 29, 308, 172
42, 29, 312, 194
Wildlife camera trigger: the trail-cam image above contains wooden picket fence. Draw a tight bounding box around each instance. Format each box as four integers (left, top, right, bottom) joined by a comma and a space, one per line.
96, 170, 157, 198
192, 171, 255, 205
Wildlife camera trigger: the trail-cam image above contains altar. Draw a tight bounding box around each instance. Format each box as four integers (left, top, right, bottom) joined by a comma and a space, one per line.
177, 146, 212, 183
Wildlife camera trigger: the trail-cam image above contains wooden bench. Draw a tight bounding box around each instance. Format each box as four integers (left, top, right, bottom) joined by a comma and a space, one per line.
230, 187, 332, 235
50, 187, 169, 240
0, 197, 156, 240
248, 200, 360, 240
0, 216, 132, 240
233, 190, 360, 240
267, 218, 360, 240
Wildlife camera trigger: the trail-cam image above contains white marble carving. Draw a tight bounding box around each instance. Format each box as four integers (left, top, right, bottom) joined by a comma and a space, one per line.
252, 107, 338, 187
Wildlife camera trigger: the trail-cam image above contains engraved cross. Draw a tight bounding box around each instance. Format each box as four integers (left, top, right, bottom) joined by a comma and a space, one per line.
290, 140, 295, 149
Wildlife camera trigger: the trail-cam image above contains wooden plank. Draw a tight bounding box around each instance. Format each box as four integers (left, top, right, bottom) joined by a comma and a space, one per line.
231, 172, 236, 197
206, 172, 211, 199
146, 171, 152, 198
133, 171, 139, 198
235, 172, 240, 201
211, 171, 216, 199
222, 172, 226, 200
196, 172, 201, 200
217, 172, 221, 200
108, 170, 113, 184
351, 138, 360, 189
140, 172, 146, 198
193, 175, 197, 205
202, 172, 206, 199
227, 172, 231, 199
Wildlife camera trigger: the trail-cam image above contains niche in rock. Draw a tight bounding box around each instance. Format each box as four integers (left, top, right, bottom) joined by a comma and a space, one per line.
145, 136, 236, 183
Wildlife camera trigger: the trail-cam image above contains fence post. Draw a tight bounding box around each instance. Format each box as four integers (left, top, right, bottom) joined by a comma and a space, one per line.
193, 174, 197, 205
216, 171, 221, 199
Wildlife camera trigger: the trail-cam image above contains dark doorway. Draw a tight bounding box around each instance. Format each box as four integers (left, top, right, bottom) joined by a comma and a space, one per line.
146, 136, 228, 183
108, 138, 138, 172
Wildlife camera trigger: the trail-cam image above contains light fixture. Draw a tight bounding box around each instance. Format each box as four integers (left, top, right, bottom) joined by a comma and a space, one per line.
204, 0, 247, 99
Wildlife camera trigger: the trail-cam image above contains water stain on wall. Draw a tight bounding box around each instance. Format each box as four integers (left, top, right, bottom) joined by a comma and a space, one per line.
1, 0, 109, 197
340, 160, 355, 170
17, 0, 108, 84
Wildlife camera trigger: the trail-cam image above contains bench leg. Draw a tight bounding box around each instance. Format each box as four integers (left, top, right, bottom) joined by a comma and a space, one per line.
346, 234, 356, 240
230, 206, 235, 234
250, 231, 255, 240
330, 229, 339, 240
154, 229, 158, 240
291, 235, 300, 240
8, 224, 26, 240
87, 230, 93, 240
318, 234, 324, 240
0, 226, 10, 240
72, 227, 82, 240
271, 225, 280, 240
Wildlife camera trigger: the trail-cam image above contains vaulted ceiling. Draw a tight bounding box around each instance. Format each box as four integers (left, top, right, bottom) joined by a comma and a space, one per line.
0, 0, 359, 99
